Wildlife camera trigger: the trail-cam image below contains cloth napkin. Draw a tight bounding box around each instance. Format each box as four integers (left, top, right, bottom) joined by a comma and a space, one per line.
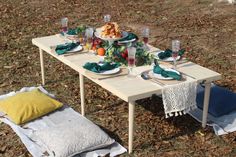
153, 64, 181, 80
67, 29, 77, 35
83, 62, 120, 73
55, 43, 79, 55
162, 80, 197, 118
118, 33, 138, 42
158, 49, 185, 60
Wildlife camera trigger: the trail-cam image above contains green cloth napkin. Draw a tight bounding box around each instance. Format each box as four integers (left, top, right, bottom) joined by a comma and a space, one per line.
118, 33, 138, 42
158, 49, 185, 60
83, 62, 120, 73
153, 64, 181, 80
67, 29, 77, 35
60, 29, 77, 36
55, 43, 79, 55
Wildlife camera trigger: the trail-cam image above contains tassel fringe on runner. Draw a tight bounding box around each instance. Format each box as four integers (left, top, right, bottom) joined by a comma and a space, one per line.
165, 105, 197, 118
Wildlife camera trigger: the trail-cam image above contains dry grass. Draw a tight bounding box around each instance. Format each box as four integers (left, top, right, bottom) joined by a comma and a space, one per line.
0, 0, 236, 156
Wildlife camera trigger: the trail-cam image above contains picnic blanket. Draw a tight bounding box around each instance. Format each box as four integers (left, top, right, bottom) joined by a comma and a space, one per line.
188, 108, 236, 135
188, 84, 236, 135
0, 87, 126, 157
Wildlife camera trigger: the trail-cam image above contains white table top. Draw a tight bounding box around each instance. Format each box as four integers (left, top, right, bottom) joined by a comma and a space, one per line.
32, 35, 221, 102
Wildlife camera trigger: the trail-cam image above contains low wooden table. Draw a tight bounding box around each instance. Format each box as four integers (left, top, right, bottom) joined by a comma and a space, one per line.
32, 35, 221, 153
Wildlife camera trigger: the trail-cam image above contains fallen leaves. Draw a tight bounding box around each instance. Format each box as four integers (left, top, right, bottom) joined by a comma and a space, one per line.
0, 0, 235, 156
3, 65, 14, 69
0, 145, 7, 153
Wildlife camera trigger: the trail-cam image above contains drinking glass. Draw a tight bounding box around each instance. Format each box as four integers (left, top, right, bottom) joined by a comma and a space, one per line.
61, 17, 68, 35
142, 27, 150, 50
85, 27, 94, 50
172, 40, 180, 69
127, 47, 136, 77
104, 14, 111, 23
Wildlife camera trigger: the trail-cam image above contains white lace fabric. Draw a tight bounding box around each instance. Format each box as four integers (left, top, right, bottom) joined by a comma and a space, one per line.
162, 80, 197, 118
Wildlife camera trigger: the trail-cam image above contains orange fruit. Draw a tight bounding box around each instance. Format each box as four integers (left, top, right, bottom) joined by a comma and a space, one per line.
97, 48, 106, 56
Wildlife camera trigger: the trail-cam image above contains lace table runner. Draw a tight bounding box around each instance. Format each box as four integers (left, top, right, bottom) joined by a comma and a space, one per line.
162, 79, 197, 118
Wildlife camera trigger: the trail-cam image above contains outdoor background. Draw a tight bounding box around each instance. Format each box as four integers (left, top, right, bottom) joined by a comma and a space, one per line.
0, 0, 235, 156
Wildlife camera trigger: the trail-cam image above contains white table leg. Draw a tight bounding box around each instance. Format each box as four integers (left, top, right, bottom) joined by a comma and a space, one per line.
128, 101, 135, 154
79, 73, 85, 116
202, 82, 211, 128
39, 48, 45, 85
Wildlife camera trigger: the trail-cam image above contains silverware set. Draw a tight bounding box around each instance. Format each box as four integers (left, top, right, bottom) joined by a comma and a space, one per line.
141, 71, 166, 86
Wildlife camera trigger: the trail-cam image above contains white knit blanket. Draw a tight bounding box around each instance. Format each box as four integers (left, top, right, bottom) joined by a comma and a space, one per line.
162, 80, 197, 118
0, 87, 127, 157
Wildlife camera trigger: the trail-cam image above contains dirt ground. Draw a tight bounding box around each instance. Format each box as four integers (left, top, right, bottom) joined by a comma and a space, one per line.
0, 0, 236, 156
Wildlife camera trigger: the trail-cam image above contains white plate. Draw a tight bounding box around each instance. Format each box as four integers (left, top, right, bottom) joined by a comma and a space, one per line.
149, 66, 180, 80
66, 35, 78, 41
67, 45, 83, 53
96, 67, 120, 75
155, 51, 181, 62
94, 28, 128, 42
118, 38, 137, 44
87, 63, 121, 75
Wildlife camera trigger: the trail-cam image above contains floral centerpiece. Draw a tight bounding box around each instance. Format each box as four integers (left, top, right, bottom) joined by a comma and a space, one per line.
93, 22, 153, 66
95, 40, 154, 66
70, 23, 154, 66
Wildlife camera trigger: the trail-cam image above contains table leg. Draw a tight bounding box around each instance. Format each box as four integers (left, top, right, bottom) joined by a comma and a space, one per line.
39, 48, 45, 85
128, 101, 135, 154
79, 73, 85, 116
202, 82, 211, 128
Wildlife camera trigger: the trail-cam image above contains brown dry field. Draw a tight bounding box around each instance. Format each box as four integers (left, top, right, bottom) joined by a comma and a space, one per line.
0, 0, 236, 156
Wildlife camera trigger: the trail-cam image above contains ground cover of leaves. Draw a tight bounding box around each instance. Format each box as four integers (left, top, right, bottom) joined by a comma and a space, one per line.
0, 0, 235, 156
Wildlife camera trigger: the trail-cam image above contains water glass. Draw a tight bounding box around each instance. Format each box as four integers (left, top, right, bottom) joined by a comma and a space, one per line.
104, 14, 111, 23
172, 40, 180, 69
85, 27, 94, 38
61, 17, 68, 34
85, 27, 94, 50
142, 27, 150, 50
127, 47, 136, 77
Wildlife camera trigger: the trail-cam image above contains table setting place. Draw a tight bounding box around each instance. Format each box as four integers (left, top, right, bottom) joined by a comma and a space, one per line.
50, 15, 198, 117
50, 15, 139, 56
139, 40, 197, 118
83, 62, 129, 80
139, 61, 198, 118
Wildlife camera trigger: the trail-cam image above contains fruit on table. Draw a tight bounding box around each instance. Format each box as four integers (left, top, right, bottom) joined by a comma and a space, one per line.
121, 53, 126, 59
92, 46, 97, 51
97, 48, 106, 56
104, 41, 153, 66
94, 38, 103, 46
121, 49, 128, 59
79, 37, 84, 43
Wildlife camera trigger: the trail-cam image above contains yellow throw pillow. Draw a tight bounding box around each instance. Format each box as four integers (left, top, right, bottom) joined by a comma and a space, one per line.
0, 89, 63, 125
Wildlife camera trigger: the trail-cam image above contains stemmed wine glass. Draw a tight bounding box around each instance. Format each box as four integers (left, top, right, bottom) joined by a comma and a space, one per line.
104, 14, 111, 23
60, 17, 70, 43
141, 27, 150, 50
127, 47, 136, 77
61, 17, 68, 35
172, 40, 180, 69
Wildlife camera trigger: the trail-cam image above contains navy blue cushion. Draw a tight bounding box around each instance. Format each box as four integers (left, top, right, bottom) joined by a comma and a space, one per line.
196, 85, 236, 117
